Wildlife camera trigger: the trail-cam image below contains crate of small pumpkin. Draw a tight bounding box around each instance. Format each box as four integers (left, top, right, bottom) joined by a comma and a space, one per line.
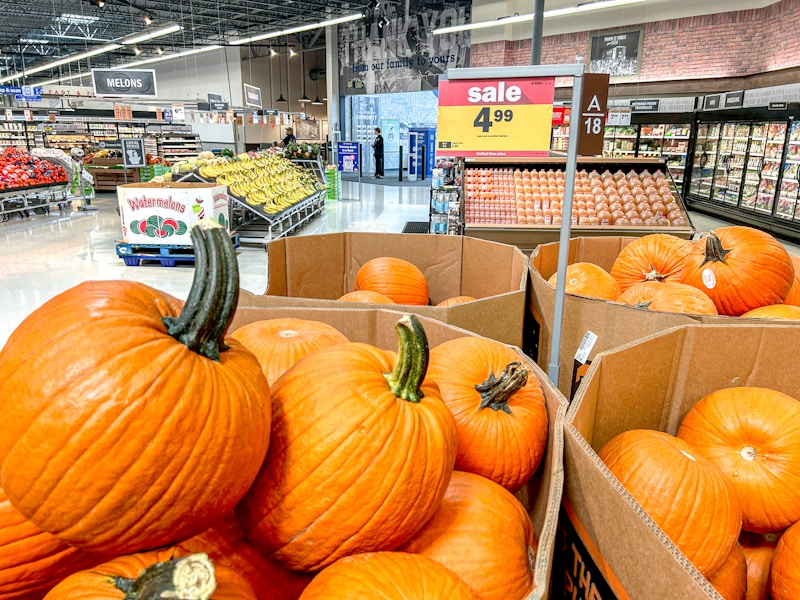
529, 226, 800, 397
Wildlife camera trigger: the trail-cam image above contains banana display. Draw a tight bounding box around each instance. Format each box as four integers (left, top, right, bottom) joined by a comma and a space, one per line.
176, 151, 326, 215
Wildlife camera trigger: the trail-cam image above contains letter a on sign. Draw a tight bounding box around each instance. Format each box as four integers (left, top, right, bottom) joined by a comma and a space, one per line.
586, 95, 602, 112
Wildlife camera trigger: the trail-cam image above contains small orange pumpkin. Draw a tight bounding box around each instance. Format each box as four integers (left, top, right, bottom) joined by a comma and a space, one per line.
677, 387, 800, 533
598, 429, 742, 576
436, 296, 477, 307
428, 337, 548, 492
297, 552, 479, 599
708, 544, 747, 600
338, 290, 396, 304
740, 531, 781, 600
783, 256, 800, 306
770, 520, 800, 600
548, 262, 619, 300
616, 281, 718, 315
610, 233, 692, 293
231, 318, 349, 387
354, 257, 429, 305
740, 304, 800, 320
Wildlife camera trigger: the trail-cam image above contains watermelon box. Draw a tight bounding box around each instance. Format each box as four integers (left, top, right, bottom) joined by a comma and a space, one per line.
117, 182, 230, 245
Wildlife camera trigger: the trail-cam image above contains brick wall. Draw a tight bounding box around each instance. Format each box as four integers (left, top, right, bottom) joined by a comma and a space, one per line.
470, 0, 800, 83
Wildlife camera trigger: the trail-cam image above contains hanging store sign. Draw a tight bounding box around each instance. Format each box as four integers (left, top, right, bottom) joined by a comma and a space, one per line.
171, 103, 185, 123
724, 91, 744, 109
769, 101, 789, 110
703, 94, 722, 110
122, 138, 147, 169
92, 69, 158, 97
436, 77, 555, 158
577, 73, 609, 156
629, 98, 660, 112
244, 84, 262, 109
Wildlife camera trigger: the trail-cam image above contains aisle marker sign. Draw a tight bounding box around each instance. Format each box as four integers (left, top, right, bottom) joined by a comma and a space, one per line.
436, 77, 555, 157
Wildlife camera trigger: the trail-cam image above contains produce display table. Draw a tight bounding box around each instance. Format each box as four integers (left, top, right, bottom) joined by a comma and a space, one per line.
0, 184, 69, 221
85, 166, 141, 191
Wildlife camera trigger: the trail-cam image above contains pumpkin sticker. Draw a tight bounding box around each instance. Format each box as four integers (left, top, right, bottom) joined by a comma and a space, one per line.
130, 215, 189, 239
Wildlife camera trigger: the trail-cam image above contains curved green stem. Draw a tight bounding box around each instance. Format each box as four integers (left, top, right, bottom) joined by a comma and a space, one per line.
475, 361, 529, 414
632, 300, 654, 310
700, 231, 731, 267
113, 552, 217, 600
384, 314, 429, 403
162, 218, 238, 361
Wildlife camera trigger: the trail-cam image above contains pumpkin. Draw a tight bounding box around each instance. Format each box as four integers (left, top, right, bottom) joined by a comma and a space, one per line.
610, 233, 692, 293
178, 514, 312, 600
770, 520, 800, 600
354, 257, 430, 305
741, 304, 800, 320
680, 226, 795, 316
598, 429, 741, 576
547, 262, 619, 300
230, 318, 349, 387
400, 471, 536, 600
783, 255, 800, 306
338, 290, 396, 304
427, 337, 548, 492
297, 552, 479, 599
740, 531, 780, 600
237, 314, 457, 571
708, 544, 747, 600
436, 296, 477, 307
616, 281, 718, 315
42, 550, 256, 600
0, 488, 106, 600
0, 219, 271, 555
677, 387, 800, 533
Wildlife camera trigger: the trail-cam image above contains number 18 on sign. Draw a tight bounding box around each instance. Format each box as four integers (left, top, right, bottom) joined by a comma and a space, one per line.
436, 77, 555, 158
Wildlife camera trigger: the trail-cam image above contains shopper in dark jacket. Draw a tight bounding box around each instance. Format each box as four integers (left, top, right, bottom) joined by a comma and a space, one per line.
372, 127, 384, 178
280, 127, 296, 147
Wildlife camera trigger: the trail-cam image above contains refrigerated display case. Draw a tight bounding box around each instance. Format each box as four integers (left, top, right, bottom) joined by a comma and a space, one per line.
602, 125, 638, 158
685, 108, 800, 243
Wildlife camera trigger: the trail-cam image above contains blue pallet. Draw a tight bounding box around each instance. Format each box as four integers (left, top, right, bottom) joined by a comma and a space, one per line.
116, 234, 240, 267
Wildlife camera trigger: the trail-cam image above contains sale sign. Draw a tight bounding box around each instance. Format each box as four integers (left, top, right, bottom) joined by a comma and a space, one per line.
436, 77, 555, 157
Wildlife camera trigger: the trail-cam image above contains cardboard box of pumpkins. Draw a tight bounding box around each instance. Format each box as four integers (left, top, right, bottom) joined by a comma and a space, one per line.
529, 227, 800, 397
0, 219, 565, 598
239, 232, 529, 348
561, 323, 800, 600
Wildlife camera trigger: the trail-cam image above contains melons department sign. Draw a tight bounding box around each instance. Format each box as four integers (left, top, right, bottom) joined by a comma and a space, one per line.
338, 0, 472, 94
92, 69, 158, 97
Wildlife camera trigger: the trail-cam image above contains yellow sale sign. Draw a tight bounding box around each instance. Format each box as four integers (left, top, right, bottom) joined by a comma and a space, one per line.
436, 77, 555, 157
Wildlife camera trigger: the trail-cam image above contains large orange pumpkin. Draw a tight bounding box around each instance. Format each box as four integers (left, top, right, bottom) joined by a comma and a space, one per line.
338, 290, 396, 304
741, 304, 800, 320
616, 281, 718, 315
42, 550, 256, 600
770, 520, 800, 600
237, 315, 457, 571
230, 317, 349, 387
598, 429, 742, 576
609, 233, 692, 293
783, 255, 800, 306
297, 552, 479, 600
400, 471, 536, 600
354, 257, 430, 305
677, 387, 800, 533
547, 262, 619, 300
178, 514, 312, 600
436, 295, 477, 307
427, 337, 548, 492
680, 226, 795, 316
708, 544, 747, 600
740, 531, 780, 600
0, 488, 106, 600
0, 220, 271, 555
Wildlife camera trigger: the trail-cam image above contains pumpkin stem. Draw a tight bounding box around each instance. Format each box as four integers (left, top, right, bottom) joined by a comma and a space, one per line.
700, 231, 731, 266
162, 219, 239, 361
113, 552, 217, 600
644, 264, 666, 282
632, 300, 653, 310
384, 314, 429, 403
475, 361, 529, 414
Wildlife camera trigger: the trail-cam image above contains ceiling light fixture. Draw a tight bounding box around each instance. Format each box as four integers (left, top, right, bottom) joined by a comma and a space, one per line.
298, 50, 310, 103
367, 0, 379, 9
142, 12, 152, 25
433, 0, 649, 34
0, 42, 121, 83
96, 0, 105, 7
289, 48, 296, 57
270, 48, 277, 56
122, 23, 182, 45
156, 46, 164, 54
377, 14, 389, 29
133, 46, 141, 55
229, 12, 363, 45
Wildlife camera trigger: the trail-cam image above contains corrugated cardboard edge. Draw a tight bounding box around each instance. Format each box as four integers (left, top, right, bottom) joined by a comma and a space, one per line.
228, 305, 566, 600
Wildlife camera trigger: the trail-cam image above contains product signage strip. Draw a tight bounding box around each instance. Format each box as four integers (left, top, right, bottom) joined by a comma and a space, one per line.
769, 101, 789, 110
92, 69, 158, 97
0, 86, 43, 95
724, 91, 744, 109
244, 83, 262, 109
436, 77, 555, 158
629, 98, 659, 112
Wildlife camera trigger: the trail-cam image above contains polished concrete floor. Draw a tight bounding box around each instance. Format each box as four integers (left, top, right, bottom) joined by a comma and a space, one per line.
1, 181, 798, 347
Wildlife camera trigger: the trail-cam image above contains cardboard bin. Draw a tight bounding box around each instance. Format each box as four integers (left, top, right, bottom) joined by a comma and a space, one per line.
241, 232, 529, 348
117, 181, 229, 245
229, 305, 568, 600
558, 323, 800, 600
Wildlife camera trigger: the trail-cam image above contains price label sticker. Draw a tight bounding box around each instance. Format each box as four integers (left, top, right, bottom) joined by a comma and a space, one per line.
574, 331, 598, 365
702, 268, 717, 290
436, 77, 555, 157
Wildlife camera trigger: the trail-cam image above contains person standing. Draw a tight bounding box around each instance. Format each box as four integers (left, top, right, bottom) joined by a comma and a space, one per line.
372, 127, 384, 179
280, 127, 296, 148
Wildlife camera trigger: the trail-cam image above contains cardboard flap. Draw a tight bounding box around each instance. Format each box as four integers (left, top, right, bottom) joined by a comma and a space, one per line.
461, 236, 528, 298
265, 239, 288, 296
278, 234, 349, 298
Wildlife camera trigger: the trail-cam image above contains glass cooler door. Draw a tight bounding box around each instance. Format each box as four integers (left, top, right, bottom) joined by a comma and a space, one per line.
690, 122, 721, 199
776, 122, 800, 222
